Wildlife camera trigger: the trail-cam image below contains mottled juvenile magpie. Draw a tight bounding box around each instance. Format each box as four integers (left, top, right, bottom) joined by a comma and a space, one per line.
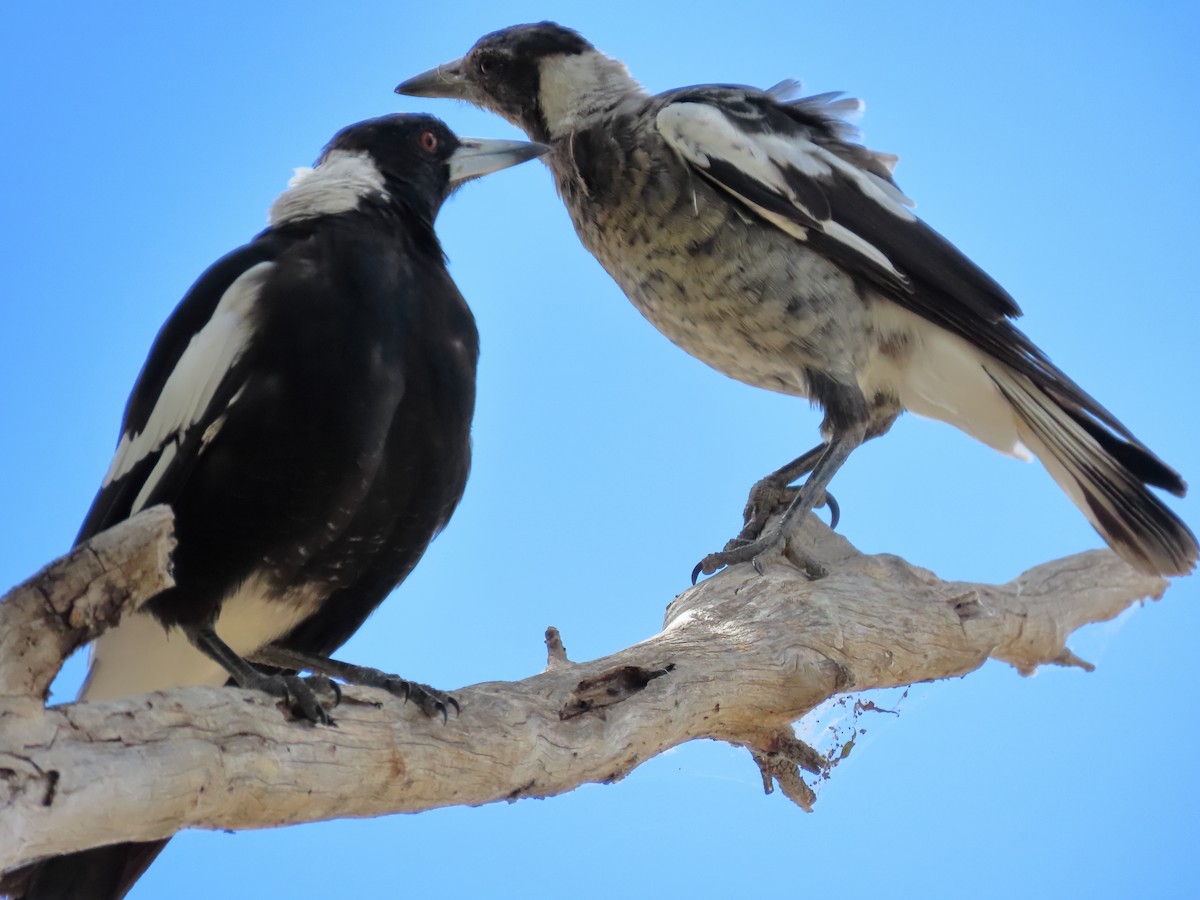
398, 22, 1197, 579
7, 114, 546, 900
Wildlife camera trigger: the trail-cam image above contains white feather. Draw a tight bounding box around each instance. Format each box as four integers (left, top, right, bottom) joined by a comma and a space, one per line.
537, 50, 647, 138
656, 101, 914, 285
268, 150, 387, 225
129, 440, 178, 514
862, 303, 1031, 460
82, 575, 324, 701
103, 262, 272, 489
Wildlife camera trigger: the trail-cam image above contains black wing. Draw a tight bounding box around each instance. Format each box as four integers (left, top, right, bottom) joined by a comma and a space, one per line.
76, 234, 287, 544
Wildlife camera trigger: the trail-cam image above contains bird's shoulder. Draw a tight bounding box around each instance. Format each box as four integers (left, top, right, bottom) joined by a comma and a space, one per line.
660, 82, 900, 183
118, 230, 297, 439
652, 81, 1027, 327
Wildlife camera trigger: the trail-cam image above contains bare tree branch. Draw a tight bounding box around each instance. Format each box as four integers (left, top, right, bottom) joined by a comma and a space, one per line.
0, 515, 1169, 875
0, 506, 175, 700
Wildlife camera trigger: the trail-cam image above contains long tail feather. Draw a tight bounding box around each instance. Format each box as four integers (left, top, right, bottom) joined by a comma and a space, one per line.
987, 364, 1196, 576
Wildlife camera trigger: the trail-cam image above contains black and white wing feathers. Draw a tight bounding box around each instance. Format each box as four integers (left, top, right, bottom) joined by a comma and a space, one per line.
654, 85, 1185, 495
76, 237, 284, 544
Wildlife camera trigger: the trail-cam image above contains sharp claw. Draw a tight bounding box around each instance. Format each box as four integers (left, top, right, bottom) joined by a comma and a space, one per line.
825, 492, 841, 530
447, 696, 461, 716
752, 556, 764, 576
691, 562, 704, 585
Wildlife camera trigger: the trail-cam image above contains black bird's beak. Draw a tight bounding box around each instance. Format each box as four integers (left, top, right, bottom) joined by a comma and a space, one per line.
447, 137, 549, 186
397, 58, 476, 102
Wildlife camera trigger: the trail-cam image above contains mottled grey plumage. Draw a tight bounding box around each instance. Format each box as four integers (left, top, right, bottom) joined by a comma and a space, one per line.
398, 22, 1197, 578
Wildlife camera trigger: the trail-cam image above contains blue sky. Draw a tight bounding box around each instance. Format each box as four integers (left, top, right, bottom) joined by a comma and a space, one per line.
2, 2, 1197, 898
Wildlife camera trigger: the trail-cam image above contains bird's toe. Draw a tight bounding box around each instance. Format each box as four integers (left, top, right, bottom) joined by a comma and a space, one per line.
402, 681, 460, 723
254, 672, 340, 726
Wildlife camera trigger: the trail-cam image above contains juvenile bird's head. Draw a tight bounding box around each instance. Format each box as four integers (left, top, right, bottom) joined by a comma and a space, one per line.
397, 22, 645, 143
269, 113, 547, 227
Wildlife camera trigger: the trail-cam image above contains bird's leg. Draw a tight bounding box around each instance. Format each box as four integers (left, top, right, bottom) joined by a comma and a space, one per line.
189, 627, 340, 725
694, 425, 864, 583
251, 645, 459, 723
735, 443, 836, 544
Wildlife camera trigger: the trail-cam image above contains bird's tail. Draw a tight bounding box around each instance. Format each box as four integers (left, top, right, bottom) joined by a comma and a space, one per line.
1, 842, 167, 900
985, 362, 1196, 577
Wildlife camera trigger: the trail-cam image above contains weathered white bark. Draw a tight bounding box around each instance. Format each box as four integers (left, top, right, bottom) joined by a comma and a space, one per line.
0, 514, 1170, 876
0, 505, 175, 701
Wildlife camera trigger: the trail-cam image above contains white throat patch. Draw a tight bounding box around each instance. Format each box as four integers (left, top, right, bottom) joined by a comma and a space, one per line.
268, 149, 387, 225
537, 50, 647, 138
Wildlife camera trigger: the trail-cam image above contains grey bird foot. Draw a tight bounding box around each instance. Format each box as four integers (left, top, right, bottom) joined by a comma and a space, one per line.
402, 680, 461, 723
351, 669, 460, 723
691, 526, 829, 584
248, 671, 341, 726
246, 647, 460, 723
740, 481, 840, 543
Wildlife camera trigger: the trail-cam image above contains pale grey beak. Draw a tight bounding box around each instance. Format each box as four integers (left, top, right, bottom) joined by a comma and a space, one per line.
448, 137, 549, 186
396, 58, 476, 101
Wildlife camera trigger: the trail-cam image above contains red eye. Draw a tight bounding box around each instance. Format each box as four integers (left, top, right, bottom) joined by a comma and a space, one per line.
419, 130, 438, 153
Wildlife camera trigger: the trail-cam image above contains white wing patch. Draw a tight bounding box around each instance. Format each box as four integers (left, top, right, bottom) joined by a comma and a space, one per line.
656, 101, 915, 280
129, 439, 177, 514
103, 261, 272, 491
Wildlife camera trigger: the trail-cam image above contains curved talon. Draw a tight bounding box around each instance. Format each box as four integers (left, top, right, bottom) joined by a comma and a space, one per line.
692, 537, 772, 583
429, 694, 461, 723
279, 674, 337, 726
824, 492, 841, 530
401, 681, 460, 723
691, 552, 730, 584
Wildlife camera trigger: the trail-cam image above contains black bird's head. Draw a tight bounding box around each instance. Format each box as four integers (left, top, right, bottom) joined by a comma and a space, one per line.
397, 23, 642, 144
269, 113, 547, 227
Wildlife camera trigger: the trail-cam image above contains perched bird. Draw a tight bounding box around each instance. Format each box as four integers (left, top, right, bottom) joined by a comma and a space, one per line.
398, 22, 1197, 580
6, 114, 546, 900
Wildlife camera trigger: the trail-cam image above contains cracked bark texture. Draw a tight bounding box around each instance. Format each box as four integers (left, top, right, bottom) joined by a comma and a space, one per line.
0, 513, 1171, 877
0, 506, 175, 702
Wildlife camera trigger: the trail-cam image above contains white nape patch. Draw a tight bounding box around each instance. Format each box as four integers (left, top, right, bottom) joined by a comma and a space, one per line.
537, 50, 647, 138
657, 102, 911, 281
103, 263, 272, 490
862, 302, 1031, 460
82, 574, 325, 701
269, 150, 387, 226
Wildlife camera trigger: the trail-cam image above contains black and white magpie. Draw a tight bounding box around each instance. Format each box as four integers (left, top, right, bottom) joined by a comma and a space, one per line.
8, 113, 546, 900
397, 22, 1197, 580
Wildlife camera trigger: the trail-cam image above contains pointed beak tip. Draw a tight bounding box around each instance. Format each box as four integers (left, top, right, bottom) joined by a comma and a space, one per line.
447, 137, 550, 185
396, 60, 470, 100
394, 75, 424, 98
